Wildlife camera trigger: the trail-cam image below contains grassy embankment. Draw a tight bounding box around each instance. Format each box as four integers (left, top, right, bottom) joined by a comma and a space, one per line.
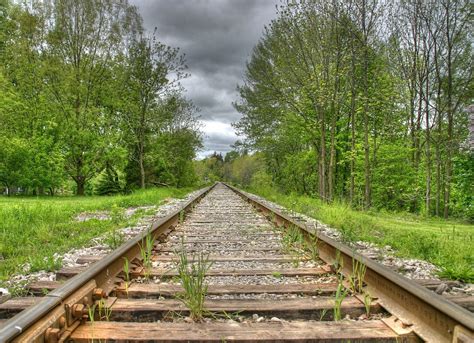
247, 186, 474, 283
0, 187, 196, 282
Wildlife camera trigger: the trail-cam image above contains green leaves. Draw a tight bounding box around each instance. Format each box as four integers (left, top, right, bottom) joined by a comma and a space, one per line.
0, 1, 200, 195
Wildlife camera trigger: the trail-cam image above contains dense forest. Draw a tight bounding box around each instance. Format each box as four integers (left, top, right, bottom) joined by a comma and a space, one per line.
197, 0, 473, 219
1, 0, 472, 220
0, 0, 201, 195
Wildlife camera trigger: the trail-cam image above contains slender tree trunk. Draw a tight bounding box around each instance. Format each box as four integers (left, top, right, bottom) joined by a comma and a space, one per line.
139, 141, 145, 189
349, 46, 356, 205
435, 105, 443, 216
433, 33, 443, 216
425, 75, 431, 216
410, 87, 416, 163
350, 108, 355, 204
138, 109, 147, 189
320, 110, 326, 201
329, 114, 336, 202
363, 48, 371, 210
444, 3, 453, 218
349, 36, 356, 205
360, 0, 371, 210
74, 154, 86, 196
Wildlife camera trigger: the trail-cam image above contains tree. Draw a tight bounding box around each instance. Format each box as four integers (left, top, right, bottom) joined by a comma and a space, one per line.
233, 0, 472, 218
0, 137, 32, 194
119, 33, 187, 188
37, 0, 142, 195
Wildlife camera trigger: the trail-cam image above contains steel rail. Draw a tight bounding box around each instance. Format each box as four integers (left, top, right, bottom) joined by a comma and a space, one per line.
0, 184, 214, 343
224, 183, 474, 342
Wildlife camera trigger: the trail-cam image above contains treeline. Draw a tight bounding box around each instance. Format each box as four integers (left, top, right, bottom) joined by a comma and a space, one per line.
0, 0, 201, 195
194, 151, 265, 186
233, 0, 473, 218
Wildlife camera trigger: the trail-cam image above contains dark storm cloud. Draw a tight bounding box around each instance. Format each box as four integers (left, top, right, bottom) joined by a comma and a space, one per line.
130, 0, 278, 156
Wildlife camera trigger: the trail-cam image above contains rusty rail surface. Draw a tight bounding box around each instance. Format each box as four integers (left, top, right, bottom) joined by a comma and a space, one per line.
0, 184, 214, 342
224, 183, 474, 342
0, 182, 472, 342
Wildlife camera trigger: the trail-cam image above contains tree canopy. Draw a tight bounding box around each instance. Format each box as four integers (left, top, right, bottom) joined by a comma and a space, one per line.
0, 0, 202, 195
229, 0, 472, 219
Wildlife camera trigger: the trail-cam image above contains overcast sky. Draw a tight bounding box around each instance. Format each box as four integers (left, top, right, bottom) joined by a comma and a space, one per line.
130, 0, 278, 158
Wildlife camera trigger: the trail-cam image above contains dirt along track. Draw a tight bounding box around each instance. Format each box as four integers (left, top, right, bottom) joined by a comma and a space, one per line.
0, 183, 473, 342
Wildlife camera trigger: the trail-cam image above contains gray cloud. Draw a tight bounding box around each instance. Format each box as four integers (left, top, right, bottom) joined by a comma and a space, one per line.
130, 0, 278, 157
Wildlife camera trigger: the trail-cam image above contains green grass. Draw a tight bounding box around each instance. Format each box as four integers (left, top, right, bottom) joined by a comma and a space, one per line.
0, 187, 196, 282
174, 239, 213, 321
248, 186, 474, 282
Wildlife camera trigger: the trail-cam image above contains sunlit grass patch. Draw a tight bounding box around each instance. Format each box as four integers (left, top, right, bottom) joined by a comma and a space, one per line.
0, 187, 196, 282
248, 186, 474, 282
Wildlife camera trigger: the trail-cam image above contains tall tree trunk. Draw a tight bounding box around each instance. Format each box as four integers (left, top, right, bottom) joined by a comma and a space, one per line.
444, 2, 453, 218
139, 141, 145, 189
435, 105, 443, 216
319, 111, 327, 201
433, 32, 443, 216
329, 114, 336, 202
361, 0, 371, 210
75, 155, 86, 196
363, 50, 371, 209
76, 178, 85, 196
425, 75, 431, 216
410, 87, 416, 163
350, 108, 355, 204
349, 46, 357, 205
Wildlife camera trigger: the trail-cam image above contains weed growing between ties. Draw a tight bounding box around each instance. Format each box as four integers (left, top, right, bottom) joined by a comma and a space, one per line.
174, 239, 213, 321
333, 275, 348, 321
363, 291, 372, 318
122, 257, 131, 296
332, 249, 344, 274
348, 257, 367, 294
87, 303, 97, 343
97, 298, 113, 321
303, 233, 319, 262
139, 231, 155, 281
272, 271, 282, 278
319, 308, 328, 321
282, 225, 304, 254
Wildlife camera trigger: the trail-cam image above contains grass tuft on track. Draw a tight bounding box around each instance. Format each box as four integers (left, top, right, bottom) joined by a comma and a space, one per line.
0, 187, 196, 282
247, 186, 474, 283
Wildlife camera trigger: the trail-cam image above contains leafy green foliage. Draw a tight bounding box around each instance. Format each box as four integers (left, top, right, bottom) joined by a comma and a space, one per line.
231, 0, 472, 219
0, 1, 201, 195
95, 164, 123, 195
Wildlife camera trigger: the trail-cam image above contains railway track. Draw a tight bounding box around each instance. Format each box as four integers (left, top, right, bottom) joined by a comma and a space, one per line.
0, 183, 473, 342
